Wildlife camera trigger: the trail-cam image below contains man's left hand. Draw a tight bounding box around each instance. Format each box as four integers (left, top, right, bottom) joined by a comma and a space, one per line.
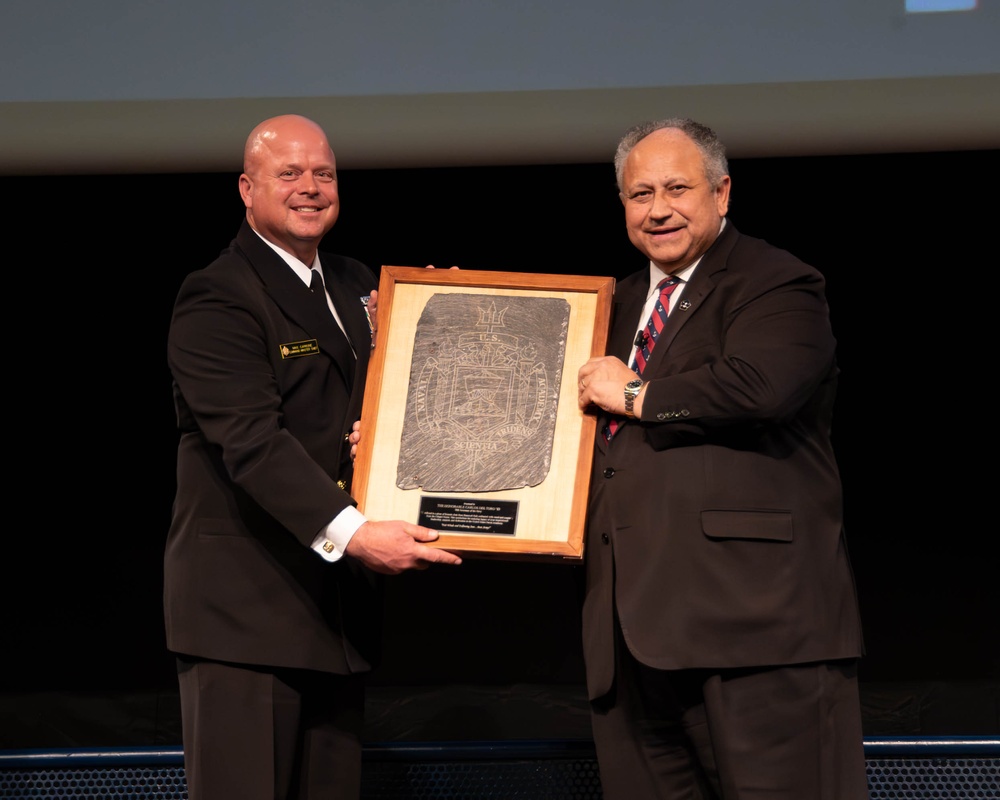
578, 356, 641, 416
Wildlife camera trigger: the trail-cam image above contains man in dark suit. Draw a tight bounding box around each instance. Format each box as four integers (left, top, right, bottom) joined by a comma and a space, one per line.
577, 119, 867, 799
166, 114, 461, 800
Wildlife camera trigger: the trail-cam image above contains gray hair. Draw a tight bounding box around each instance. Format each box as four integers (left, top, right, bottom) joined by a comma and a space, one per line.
614, 118, 729, 191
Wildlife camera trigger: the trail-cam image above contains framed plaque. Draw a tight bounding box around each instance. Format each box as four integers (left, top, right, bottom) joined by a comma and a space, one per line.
352, 266, 614, 561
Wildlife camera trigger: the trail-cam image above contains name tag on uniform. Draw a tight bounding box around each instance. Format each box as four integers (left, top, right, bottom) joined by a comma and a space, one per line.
280, 339, 321, 358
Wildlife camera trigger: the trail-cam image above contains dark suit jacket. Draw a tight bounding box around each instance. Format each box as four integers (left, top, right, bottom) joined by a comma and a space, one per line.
583, 221, 863, 700
165, 220, 380, 675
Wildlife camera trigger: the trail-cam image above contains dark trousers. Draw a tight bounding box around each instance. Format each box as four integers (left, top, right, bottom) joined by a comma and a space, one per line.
177, 656, 365, 800
590, 630, 869, 800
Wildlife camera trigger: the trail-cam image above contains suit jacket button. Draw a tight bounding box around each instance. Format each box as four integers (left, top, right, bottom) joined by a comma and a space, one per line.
603, 467, 615, 478
601, 533, 610, 545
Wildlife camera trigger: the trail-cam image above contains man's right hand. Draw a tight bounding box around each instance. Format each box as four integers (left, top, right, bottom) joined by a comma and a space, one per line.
345, 520, 462, 574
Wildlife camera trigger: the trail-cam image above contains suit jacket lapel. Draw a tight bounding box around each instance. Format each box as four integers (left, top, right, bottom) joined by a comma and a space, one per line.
643, 221, 737, 375
235, 221, 356, 387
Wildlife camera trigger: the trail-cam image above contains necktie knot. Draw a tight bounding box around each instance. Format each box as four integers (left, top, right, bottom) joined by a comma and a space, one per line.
655, 275, 680, 304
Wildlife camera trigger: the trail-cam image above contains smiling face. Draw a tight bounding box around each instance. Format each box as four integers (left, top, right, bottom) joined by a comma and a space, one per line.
238, 115, 340, 264
620, 128, 731, 273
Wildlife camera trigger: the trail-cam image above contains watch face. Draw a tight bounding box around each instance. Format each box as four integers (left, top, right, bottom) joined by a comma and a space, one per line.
624, 378, 641, 418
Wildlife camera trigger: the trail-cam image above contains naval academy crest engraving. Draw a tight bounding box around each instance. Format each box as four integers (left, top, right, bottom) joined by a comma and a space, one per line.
397, 293, 570, 492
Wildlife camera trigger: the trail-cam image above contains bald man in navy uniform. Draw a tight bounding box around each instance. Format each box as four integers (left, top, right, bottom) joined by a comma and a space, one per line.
166, 114, 461, 800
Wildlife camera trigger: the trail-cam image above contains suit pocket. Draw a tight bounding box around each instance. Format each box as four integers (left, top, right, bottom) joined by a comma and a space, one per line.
701, 509, 792, 542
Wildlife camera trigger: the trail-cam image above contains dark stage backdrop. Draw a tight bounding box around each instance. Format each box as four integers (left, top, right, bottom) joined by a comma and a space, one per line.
2, 150, 997, 746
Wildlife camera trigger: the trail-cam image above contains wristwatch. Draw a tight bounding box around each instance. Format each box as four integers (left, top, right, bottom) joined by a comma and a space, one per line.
624, 378, 643, 418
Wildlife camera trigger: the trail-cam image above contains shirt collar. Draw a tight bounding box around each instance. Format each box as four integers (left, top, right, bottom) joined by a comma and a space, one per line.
251, 227, 321, 287
646, 217, 726, 294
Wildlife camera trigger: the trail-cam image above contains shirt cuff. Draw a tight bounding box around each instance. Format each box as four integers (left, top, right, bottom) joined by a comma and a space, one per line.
311, 505, 367, 562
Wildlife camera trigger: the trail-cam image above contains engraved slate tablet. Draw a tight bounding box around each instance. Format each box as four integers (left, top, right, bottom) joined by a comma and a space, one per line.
397, 293, 570, 492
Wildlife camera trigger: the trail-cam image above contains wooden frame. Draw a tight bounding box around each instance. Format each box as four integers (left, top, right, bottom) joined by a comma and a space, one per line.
352, 266, 614, 561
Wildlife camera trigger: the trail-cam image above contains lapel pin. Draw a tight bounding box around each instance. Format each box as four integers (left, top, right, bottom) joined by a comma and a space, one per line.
679, 300, 692, 311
